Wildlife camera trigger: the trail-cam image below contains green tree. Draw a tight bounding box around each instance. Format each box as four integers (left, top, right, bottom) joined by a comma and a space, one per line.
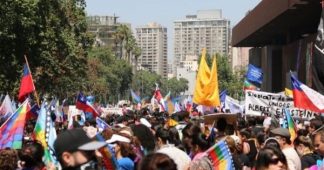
87, 47, 133, 103
0, 0, 92, 100
162, 77, 189, 97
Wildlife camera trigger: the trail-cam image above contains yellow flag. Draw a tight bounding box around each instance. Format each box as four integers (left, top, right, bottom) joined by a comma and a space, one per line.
285, 88, 293, 97
193, 49, 220, 107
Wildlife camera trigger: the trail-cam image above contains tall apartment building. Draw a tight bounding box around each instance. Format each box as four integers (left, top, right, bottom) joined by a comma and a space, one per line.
87, 15, 119, 47
135, 22, 168, 78
173, 9, 230, 74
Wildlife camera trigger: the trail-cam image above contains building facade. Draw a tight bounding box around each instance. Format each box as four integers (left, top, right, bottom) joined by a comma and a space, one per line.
135, 22, 168, 78
230, 47, 250, 72
173, 9, 230, 75
232, 0, 323, 94
87, 15, 119, 47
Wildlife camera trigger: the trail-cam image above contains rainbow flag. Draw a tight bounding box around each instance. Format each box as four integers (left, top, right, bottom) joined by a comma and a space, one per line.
0, 99, 30, 149
283, 108, 297, 142
205, 140, 234, 170
96, 134, 119, 170
34, 102, 57, 165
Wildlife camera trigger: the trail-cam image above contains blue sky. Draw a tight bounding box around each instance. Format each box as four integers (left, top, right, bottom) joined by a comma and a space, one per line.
85, 0, 261, 62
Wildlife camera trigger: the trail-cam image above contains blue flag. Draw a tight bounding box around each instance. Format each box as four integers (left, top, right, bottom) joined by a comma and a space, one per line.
246, 64, 263, 85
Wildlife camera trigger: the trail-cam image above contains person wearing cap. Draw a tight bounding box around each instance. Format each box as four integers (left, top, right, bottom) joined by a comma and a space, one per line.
106, 134, 135, 170
54, 128, 107, 170
271, 128, 301, 170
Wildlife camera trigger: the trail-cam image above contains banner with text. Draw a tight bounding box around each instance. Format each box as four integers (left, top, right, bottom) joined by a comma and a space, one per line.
245, 90, 318, 119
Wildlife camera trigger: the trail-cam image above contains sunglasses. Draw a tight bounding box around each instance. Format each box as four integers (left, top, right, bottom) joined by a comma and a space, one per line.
269, 157, 280, 164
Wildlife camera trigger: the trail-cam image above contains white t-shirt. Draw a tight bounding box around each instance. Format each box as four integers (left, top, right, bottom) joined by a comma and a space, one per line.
282, 147, 302, 170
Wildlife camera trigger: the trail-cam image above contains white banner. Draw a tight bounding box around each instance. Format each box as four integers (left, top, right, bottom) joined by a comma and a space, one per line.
245, 90, 317, 119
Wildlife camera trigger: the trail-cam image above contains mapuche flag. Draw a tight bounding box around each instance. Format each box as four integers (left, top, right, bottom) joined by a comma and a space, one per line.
18, 64, 35, 102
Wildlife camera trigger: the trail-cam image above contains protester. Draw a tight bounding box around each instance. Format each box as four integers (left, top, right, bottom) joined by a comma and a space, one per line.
19, 141, 45, 170
53, 128, 107, 170
0, 148, 18, 170
131, 124, 156, 155
294, 135, 321, 169
313, 129, 324, 156
271, 127, 302, 170
106, 134, 135, 170
190, 133, 210, 161
255, 146, 288, 170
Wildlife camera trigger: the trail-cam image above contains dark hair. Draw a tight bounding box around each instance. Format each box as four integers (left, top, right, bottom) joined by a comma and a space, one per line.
117, 141, 136, 159
310, 118, 322, 130
182, 123, 201, 138
0, 148, 18, 170
131, 124, 155, 153
168, 127, 181, 146
191, 133, 211, 151
264, 138, 280, 148
255, 146, 287, 170
216, 118, 227, 132
138, 153, 177, 170
19, 141, 45, 169
240, 129, 251, 139
156, 128, 170, 144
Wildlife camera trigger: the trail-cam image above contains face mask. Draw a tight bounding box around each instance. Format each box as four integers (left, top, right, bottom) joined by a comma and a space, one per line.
63, 160, 98, 170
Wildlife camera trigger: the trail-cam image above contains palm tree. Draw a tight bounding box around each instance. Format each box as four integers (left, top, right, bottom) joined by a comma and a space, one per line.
132, 45, 141, 73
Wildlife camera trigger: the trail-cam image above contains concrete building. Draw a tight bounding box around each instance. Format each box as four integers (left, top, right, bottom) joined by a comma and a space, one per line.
231, 47, 250, 72
87, 15, 122, 48
232, 0, 324, 94
173, 9, 230, 75
135, 22, 168, 78
176, 67, 196, 96
87, 15, 132, 59
180, 55, 199, 72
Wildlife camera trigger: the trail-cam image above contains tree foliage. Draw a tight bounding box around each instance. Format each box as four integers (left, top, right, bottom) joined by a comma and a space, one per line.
87, 47, 132, 103
0, 0, 92, 100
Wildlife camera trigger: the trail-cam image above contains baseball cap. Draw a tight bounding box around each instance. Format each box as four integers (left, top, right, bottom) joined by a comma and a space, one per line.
54, 128, 107, 157
106, 134, 131, 143
270, 128, 290, 138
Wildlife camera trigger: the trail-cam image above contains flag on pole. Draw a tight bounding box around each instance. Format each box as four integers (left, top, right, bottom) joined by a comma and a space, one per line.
193, 49, 220, 106
153, 85, 166, 112
282, 108, 297, 142
0, 94, 14, 117
18, 64, 35, 102
96, 134, 119, 170
96, 117, 110, 132
34, 103, 57, 165
205, 140, 234, 170
130, 89, 141, 104
291, 73, 324, 112
76, 93, 99, 118
0, 99, 30, 149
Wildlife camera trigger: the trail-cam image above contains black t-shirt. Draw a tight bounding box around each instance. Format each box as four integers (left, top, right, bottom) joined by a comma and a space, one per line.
301, 153, 321, 169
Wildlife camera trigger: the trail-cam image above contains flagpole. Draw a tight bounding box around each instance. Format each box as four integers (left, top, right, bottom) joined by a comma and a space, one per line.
24, 55, 40, 106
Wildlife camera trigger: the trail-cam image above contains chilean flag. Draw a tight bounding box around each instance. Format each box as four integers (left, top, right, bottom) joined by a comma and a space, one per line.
76, 93, 99, 118
154, 88, 166, 112
291, 74, 324, 113
18, 64, 35, 102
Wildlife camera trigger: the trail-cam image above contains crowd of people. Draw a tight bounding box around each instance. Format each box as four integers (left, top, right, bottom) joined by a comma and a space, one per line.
0, 107, 323, 170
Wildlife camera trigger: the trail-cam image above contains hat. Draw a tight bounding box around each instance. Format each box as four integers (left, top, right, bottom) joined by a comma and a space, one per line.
54, 128, 107, 157
106, 134, 131, 143
270, 128, 290, 138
